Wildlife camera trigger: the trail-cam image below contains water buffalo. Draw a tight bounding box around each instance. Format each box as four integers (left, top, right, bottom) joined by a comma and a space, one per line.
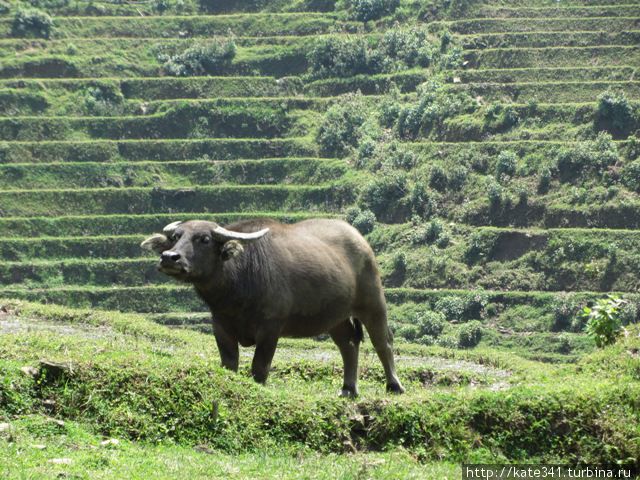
141, 218, 404, 396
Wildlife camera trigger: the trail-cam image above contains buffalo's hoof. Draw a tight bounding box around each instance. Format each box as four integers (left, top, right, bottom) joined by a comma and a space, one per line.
386, 382, 405, 394
339, 387, 359, 398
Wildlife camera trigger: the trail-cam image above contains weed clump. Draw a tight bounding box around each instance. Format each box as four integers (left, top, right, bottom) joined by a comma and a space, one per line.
595, 90, 637, 138
159, 38, 237, 76
345, 206, 376, 234
12, 8, 53, 38
350, 0, 399, 21
316, 93, 369, 157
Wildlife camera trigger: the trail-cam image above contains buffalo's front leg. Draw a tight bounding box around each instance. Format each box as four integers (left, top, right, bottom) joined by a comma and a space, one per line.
251, 333, 279, 384
213, 323, 239, 372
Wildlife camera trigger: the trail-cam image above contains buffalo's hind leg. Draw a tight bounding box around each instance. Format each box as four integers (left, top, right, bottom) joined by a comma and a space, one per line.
329, 319, 362, 397
357, 300, 405, 394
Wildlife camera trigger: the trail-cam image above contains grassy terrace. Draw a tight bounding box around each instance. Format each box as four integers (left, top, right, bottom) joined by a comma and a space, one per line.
1, 0, 640, 475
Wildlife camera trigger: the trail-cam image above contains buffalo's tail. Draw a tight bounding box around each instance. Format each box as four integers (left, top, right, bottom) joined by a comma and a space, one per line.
350, 317, 364, 344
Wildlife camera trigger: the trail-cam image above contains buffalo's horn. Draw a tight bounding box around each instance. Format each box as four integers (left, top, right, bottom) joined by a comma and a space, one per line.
162, 221, 182, 235
141, 233, 170, 253
212, 225, 269, 242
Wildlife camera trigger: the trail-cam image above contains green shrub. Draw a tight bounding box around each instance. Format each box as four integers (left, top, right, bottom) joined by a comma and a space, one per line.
345, 206, 376, 234
495, 150, 517, 179
411, 219, 443, 245
465, 230, 496, 264
408, 181, 436, 219
437, 292, 488, 321
12, 8, 53, 38
581, 295, 626, 348
360, 169, 408, 221
159, 38, 236, 76
555, 132, 618, 181
552, 294, 580, 332
435, 296, 465, 320
351, 0, 399, 21
537, 168, 552, 194
457, 320, 483, 348
429, 165, 448, 192
484, 104, 519, 131
397, 81, 475, 139
316, 93, 368, 157
621, 160, 640, 193
417, 310, 446, 336
0, 1, 11, 13
379, 26, 435, 69
307, 36, 384, 79
82, 85, 125, 116
487, 181, 503, 211
595, 89, 636, 138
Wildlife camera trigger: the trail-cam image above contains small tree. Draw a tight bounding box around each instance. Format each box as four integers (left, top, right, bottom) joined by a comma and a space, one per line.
581, 295, 626, 348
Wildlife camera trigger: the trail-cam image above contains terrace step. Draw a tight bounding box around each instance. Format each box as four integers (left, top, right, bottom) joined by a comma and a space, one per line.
0, 158, 348, 190
4, 226, 640, 292
448, 17, 640, 35
1, 39, 311, 78
451, 67, 637, 84
0, 101, 307, 140
0, 138, 319, 163
0, 211, 338, 238
465, 45, 640, 69
0, 184, 354, 216
474, 5, 640, 19
0, 284, 631, 316
448, 81, 640, 103
0, 13, 359, 39
459, 31, 640, 49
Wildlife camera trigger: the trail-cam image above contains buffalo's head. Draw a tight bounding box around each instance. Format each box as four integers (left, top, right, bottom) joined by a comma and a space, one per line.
141, 220, 269, 282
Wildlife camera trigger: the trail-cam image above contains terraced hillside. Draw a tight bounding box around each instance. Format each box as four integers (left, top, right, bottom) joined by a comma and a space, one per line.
1, 0, 640, 475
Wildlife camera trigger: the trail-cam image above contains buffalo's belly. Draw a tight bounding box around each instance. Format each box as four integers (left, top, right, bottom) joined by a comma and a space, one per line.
280, 309, 351, 338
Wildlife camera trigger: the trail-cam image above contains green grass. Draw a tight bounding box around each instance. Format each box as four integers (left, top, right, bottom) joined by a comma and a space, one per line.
1, 0, 640, 470
0, 300, 638, 470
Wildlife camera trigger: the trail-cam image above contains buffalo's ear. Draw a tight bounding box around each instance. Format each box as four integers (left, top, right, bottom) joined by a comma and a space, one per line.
141, 233, 172, 254
220, 240, 244, 261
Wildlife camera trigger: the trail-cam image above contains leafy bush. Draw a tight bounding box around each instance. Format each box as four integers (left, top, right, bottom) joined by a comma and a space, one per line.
408, 181, 436, 219
351, 0, 399, 21
429, 165, 448, 191
394, 309, 446, 344
457, 320, 483, 348
581, 295, 626, 348
82, 84, 125, 116
12, 8, 53, 38
411, 219, 443, 245
484, 104, 519, 131
307, 36, 384, 79
552, 294, 580, 331
465, 230, 496, 264
538, 168, 552, 194
397, 81, 476, 139
345, 207, 376, 234
316, 93, 368, 157
159, 38, 236, 76
555, 132, 618, 181
595, 89, 637, 138
379, 26, 435, 69
435, 292, 489, 321
360, 169, 408, 221
495, 150, 517, 178
621, 160, 640, 193
0, 1, 10, 14
435, 296, 465, 320
416, 310, 446, 342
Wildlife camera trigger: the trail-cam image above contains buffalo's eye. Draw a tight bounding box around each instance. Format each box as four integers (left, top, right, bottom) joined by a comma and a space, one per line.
171, 233, 181, 241
200, 235, 211, 244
